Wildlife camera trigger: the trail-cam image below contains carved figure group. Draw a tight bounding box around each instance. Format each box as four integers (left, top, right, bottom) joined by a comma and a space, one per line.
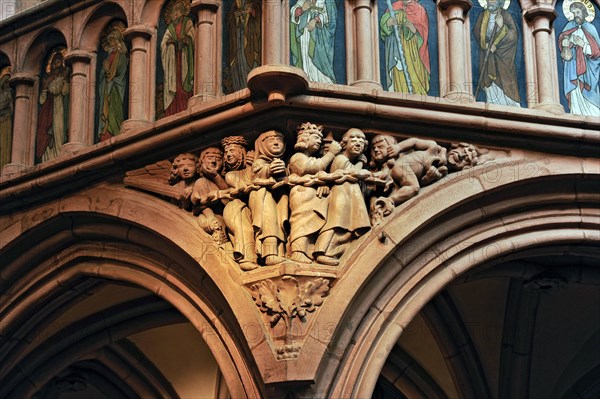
125, 122, 485, 269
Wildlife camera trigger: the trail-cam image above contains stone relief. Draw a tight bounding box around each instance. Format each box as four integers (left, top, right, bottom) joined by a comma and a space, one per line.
124, 123, 487, 270
250, 276, 330, 359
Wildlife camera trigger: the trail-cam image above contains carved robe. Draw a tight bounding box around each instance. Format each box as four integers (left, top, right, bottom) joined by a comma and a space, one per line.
223, 167, 257, 262
318, 153, 370, 255
288, 152, 329, 252
248, 157, 289, 258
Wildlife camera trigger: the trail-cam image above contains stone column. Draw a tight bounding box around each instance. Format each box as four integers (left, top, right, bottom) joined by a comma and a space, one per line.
352, 0, 381, 89
190, 0, 220, 105
3, 73, 35, 174
263, 0, 283, 65
525, 5, 564, 114
63, 50, 92, 153
439, 0, 473, 102
123, 25, 153, 128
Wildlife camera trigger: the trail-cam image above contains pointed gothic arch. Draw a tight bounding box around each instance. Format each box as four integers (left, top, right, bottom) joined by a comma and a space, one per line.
319, 169, 599, 397
0, 193, 265, 398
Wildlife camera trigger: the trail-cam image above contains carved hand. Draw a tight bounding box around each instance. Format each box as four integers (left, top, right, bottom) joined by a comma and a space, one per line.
269, 158, 286, 175
328, 140, 342, 155
199, 215, 216, 234
316, 186, 330, 198
387, 144, 401, 159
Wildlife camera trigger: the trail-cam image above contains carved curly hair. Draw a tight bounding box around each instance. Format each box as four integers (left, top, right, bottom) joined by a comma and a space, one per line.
294, 122, 324, 151
169, 152, 197, 184
221, 135, 249, 149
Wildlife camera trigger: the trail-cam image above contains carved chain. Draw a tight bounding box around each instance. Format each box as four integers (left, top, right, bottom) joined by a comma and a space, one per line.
194, 169, 388, 206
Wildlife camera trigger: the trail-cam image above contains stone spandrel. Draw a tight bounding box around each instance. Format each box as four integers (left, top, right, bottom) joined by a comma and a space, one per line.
124, 123, 489, 272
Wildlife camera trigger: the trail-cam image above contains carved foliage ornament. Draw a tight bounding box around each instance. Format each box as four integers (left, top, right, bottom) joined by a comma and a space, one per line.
250, 276, 331, 359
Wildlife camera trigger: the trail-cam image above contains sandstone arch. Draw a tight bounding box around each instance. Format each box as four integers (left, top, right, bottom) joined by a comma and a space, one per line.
0, 198, 264, 398
320, 169, 599, 397
77, 1, 130, 52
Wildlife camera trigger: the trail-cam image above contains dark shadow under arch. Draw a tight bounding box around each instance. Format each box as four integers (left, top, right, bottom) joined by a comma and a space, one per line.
20, 29, 67, 74
317, 172, 600, 398
77, 1, 129, 51
0, 211, 263, 398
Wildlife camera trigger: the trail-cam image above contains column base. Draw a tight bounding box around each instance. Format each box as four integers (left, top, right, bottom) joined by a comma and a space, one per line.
61, 142, 87, 156
444, 91, 475, 104
2, 163, 31, 178
121, 119, 152, 134
532, 102, 565, 115
351, 80, 382, 91
188, 94, 218, 108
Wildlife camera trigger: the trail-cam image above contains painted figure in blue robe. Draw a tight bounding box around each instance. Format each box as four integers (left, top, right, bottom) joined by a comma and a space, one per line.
558, 0, 600, 117
290, 0, 337, 83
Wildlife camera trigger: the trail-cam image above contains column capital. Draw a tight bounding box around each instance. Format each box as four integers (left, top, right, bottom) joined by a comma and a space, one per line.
438, 0, 472, 13
524, 4, 557, 23
524, 4, 557, 33
64, 50, 92, 66
124, 24, 154, 42
352, 0, 373, 12
9, 73, 35, 87
191, 0, 220, 13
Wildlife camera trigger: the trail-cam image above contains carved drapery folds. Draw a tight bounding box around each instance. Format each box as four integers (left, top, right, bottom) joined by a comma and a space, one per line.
124, 123, 488, 269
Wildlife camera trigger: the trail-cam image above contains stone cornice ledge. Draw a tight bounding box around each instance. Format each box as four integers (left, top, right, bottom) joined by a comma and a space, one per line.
0, 78, 598, 213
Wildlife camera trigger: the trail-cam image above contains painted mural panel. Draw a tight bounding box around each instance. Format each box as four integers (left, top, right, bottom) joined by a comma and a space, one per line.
289, 0, 346, 84
0, 66, 13, 168
470, 0, 525, 107
222, 0, 262, 94
36, 46, 69, 164
556, 0, 600, 117
96, 20, 128, 143
378, 0, 440, 96
378, 0, 439, 96
156, 0, 195, 120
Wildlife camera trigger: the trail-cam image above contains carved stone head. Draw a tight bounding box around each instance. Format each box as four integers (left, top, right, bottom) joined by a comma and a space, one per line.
447, 142, 481, 171
370, 135, 397, 165
199, 147, 224, 177
294, 122, 324, 154
255, 130, 286, 160
341, 128, 367, 159
169, 153, 198, 184
221, 136, 248, 171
